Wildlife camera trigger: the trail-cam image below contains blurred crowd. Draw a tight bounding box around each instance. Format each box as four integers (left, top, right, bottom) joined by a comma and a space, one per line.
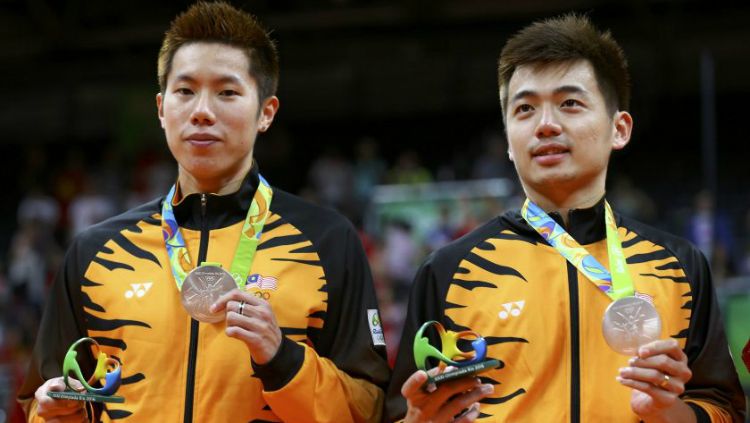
2, 131, 749, 421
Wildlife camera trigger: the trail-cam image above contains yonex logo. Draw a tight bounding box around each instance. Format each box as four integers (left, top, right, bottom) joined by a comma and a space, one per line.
498, 300, 525, 319
125, 283, 153, 299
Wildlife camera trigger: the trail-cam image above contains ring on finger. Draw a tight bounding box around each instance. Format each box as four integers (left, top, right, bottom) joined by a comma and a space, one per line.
658, 373, 670, 388
238, 301, 245, 316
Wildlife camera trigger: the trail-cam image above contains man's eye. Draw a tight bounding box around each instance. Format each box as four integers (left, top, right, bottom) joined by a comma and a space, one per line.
561, 99, 581, 108
515, 104, 533, 114
219, 90, 238, 96
175, 88, 193, 95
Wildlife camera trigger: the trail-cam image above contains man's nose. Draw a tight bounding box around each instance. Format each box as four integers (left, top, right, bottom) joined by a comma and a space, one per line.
190, 92, 216, 125
535, 106, 562, 138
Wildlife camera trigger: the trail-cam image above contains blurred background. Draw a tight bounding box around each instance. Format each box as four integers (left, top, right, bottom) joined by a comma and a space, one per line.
1, 0, 749, 420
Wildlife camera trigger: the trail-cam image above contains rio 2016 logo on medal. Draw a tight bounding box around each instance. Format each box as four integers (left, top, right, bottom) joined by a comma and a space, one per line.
47, 337, 125, 403
413, 321, 501, 388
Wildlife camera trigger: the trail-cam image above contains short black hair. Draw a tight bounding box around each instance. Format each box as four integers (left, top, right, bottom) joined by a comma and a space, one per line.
498, 14, 630, 117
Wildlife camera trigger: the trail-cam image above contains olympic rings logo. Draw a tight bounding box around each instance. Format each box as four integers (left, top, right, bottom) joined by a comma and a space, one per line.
252, 291, 271, 300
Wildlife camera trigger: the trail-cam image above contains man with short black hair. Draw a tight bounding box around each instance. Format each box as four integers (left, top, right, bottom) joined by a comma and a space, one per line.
19, 2, 389, 422
386, 14, 745, 422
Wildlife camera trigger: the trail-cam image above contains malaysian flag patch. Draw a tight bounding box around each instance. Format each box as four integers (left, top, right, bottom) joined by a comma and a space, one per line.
246, 273, 278, 290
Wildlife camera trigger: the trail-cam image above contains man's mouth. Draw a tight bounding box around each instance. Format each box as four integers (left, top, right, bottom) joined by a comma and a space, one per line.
531, 143, 570, 164
185, 133, 221, 146
532, 143, 570, 157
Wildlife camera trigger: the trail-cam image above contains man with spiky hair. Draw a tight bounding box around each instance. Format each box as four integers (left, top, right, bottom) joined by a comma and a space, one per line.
18, 2, 389, 422
386, 15, 745, 423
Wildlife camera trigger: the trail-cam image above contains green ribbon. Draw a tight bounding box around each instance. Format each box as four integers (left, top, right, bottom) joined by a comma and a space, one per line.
161, 174, 273, 290
521, 199, 634, 300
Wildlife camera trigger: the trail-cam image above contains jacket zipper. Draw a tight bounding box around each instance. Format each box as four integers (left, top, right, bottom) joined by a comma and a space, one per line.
184, 194, 209, 423
567, 261, 580, 423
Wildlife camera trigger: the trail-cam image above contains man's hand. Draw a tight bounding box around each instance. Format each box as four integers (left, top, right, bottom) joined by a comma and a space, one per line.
617, 339, 696, 423
35, 377, 88, 422
401, 367, 494, 423
211, 289, 282, 364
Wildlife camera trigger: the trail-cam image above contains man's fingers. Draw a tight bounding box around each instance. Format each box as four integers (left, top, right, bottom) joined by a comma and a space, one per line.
46, 378, 68, 392
434, 384, 494, 422
402, 366, 484, 417
617, 375, 678, 404
37, 399, 84, 419
413, 377, 485, 419
628, 339, 692, 389
402, 364, 497, 423
226, 313, 272, 333
401, 365, 457, 397
628, 355, 692, 383
210, 289, 253, 312
426, 375, 484, 409
35, 377, 86, 418
401, 370, 430, 399
225, 324, 261, 343
64, 378, 85, 392
618, 367, 685, 395
453, 402, 481, 423
210, 289, 264, 313
45, 408, 88, 423
637, 339, 685, 361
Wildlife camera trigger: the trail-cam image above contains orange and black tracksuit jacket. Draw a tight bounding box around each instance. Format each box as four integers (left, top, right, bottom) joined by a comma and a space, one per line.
19, 166, 390, 422
386, 200, 746, 422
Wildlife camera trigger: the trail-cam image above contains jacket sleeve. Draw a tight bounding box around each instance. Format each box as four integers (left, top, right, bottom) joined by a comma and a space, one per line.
16, 238, 98, 421
384, 254, 447, 423
679, 247, 746, 422
251, 224, 390, 423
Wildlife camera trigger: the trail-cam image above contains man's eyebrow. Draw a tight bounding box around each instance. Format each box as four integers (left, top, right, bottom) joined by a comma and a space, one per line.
553, 85, 587, 97
172, 74, 243, 85
510, 89, 537, 104
214, 75, 243, 85
510, 85, 588, 103
173, 74, 196, 84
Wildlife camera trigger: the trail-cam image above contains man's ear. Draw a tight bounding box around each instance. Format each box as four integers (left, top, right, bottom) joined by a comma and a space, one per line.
503, 124, 514, 162
156, 93, 165, 129
257, 96, 280, 133
612, 110, 633, 150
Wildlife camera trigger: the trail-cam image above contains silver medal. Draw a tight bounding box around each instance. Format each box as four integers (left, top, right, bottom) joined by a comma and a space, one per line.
602, 296, 662, 355
180, 265, 237, 323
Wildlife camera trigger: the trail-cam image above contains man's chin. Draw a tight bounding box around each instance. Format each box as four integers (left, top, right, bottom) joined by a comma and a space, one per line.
528, 171, 577, 188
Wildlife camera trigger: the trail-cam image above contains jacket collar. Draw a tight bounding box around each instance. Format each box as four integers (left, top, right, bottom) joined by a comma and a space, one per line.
171, 164, 260, 231
503, 196, 608, 245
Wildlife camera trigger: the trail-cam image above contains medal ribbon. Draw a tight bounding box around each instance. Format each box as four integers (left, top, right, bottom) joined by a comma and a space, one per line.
161, 174, 273, 290
521, 199, 634, 300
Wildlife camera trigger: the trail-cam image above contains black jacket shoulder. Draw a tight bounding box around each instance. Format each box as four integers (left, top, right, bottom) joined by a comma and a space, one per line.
67, 197, 162, 264
618, 215, 707, 287
269, 188, 355, 243
422, 215, 508, 280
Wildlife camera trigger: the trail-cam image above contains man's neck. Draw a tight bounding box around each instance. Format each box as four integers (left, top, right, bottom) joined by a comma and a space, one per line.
177, 170, 247, 197
524, 185, 605, 225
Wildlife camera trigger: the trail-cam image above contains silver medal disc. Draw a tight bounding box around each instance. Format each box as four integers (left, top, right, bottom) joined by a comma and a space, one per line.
180, 265, 237, 323
602, 296, 662, 355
